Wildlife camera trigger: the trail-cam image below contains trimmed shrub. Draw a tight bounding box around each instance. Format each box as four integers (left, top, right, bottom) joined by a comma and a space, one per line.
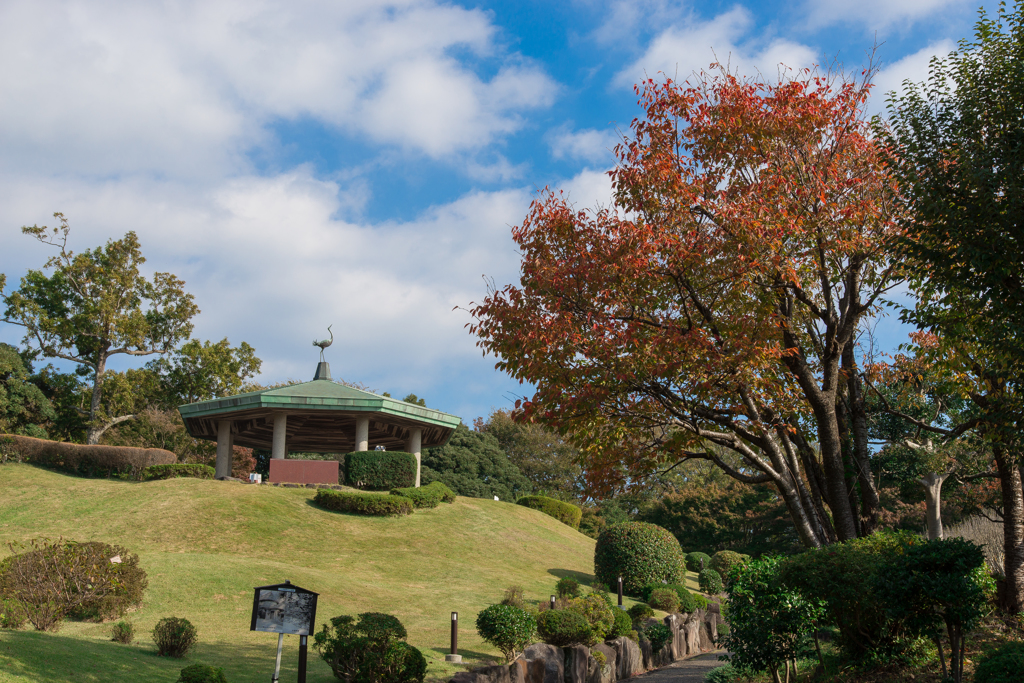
643, 622, 672, 653
313, 612, 426, 683
314, 489, 413, 517
536, 609, 592, 647
709, 551, 746, 580
1, 434, 175, 479
698, 569, 723, 595
608, 607, 633, 639
676, 590, 697, 613
627, 603, 654, 628
567, 594, 615, 645
475, 604, 536, 661
144, 464, 215, 480
594, 522, 684, 594
389, 481, 454, 509
346, 451, 417, 490
974, 642, 1024, 683
516, 496, 582, 529
685, 552, 712, 572
647, 588, 679, 613
177, 664, 228, 683
153, 617, 198, 658
0, 598, 27, 629
555, 576, 581, 599
692, 593, 708, 611
111, 620, 134, 644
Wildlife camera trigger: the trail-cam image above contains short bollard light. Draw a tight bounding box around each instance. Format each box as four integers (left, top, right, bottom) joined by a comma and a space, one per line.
617, 576, 624, 608
550, 595, 556, 610
445, 612, 462, 663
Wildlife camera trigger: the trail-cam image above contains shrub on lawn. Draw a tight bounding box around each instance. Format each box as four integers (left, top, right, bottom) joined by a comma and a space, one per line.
626, 603, 654, 628
389, 481, 455, 508
608, 607, 633, 639
500, 585, 528, 611
1, 434, 175, 479
153, 617, 198, 658
698, 569, 723, 595
0, 598, 27, 629
68, 542, 148, 621
516, 496, 582, 530
144, 464, 215, 480
313, 612, 426, 683
974, 642, 1024, 683
110, 620, 134, 644
346, 451, 417, 490
709, 551, 747, 581
647, 588, 679, 613
177, 664, 228, 683
555, 576, 581, 599
567, 594, 615, 645
594, 522, 684, 594
475, 604, 536, 661
536, 609, 592, 647
685, 552, 712, 572
314, 489, 413, 517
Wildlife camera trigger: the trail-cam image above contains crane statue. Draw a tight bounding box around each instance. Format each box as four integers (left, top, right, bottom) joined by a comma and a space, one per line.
313, 325, 334, 362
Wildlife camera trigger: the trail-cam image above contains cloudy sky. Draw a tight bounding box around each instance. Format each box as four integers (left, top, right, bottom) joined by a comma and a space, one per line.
0, 0, 996, 424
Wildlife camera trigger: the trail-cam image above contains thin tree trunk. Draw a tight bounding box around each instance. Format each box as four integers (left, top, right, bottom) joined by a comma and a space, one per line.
86, 353, 108, 445
918, 472, 948, 540
934, 634, 947, 682
844, 344, 879, 533
994, 443, 1024, 614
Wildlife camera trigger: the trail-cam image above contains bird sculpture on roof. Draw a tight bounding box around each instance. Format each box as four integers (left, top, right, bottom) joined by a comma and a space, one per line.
313, 325, 333, 362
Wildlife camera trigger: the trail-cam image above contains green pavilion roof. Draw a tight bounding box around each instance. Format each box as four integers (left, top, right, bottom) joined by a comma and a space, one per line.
178, 372, 462, 453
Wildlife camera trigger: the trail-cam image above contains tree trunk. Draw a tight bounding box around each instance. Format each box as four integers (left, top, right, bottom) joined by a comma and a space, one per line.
917, 472, 948, 540
86, 352, 108, 445
994, 443, 1024, 614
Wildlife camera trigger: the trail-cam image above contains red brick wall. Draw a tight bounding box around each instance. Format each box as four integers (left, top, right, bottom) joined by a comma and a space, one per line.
268, 459, 339, 485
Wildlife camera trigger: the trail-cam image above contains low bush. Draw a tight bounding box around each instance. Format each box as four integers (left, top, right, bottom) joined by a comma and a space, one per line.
67, 542, 148, 621
643, 622, 672, 653
110, 620, 134, 644
0, 598, 27, 629
500, 585, 527, 610
177, 664, 228, 683
389, 481, 454, 509
647, 588, 679, 613
709, 551, 747, 581
346, 451, 417, 490
698, 569, 723, 595
516, 496, 582, 530
627, 603, 654, 628
685, 552, 712, 572
153, 617, 198, 658
594, 522, 684, 594
555, 576, 581, 599
703, 664, 740, 683
567, 594, 615, 645
536, 609, 593, 647
974, 642, 1024, 683
608, 607, 633, 639
676, 590, 698, 614
1, 434, 175, 479
144, 464, 215, 480
475, 604, 536, 661
313, 612, 426, 683
692, 593, 708, 611
314, 489, 413, 517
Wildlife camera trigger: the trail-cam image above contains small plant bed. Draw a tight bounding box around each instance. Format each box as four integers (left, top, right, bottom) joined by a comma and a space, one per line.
314, 488, 414, 516
390, 481, 456, 508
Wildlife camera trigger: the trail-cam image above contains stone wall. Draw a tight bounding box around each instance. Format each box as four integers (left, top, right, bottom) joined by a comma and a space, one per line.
449, 608, 723, 683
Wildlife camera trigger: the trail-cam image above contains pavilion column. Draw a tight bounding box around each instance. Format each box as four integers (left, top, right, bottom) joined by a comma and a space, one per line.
216, 420, 234, 479
355, 417, 369, 452
272, 413, 288, 460
405, 428, 422, 488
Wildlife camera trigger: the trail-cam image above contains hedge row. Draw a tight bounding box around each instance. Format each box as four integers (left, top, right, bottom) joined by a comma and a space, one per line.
313, 489, 414, 517
0, 434, 175, 480
144, 464, 215, 481
516, 495, 582, 530
390, 481, 456, 508
346, 451, 417, 491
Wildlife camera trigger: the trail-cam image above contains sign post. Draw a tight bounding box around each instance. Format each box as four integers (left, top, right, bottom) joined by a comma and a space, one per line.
250, 580, 319, 683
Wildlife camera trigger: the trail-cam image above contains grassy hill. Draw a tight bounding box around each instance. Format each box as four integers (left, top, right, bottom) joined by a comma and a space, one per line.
0, 464, 602, 683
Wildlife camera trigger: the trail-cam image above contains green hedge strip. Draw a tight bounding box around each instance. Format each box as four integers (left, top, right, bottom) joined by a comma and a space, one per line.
390, 481, 456, 508
144, 464, 216, 481
516, 495, 582, 530
346, 451, 417, 490
314, 489, 414, 517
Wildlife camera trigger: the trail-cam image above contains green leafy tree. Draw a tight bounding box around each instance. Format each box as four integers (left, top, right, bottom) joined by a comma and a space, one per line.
147, 337, 261, 406
0, 344, 55, 437
419, 423, 531, 500
1, 215, 199, 443
313, 612, 426, 683
475, 604, 536, 661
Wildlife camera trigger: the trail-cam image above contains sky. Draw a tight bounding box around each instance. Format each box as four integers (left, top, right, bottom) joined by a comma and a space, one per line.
0, 0, 1000, 425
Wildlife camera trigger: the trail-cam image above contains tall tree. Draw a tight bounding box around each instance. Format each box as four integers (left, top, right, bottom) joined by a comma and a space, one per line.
0, 343, 55, 438
885, 1, 1024, 613
470, 66, 902, 547
147, 337, 261, 406
1, 214, 198, 444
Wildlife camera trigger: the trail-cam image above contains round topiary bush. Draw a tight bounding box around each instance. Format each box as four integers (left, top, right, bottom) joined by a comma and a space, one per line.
555, 576, 581, 599
974, 642, 1024, 683
698, 569, 723, 595
647, 588, 679, 613
594, 522, 684, 594
627, 603, 654, 627
608, 608, 633, 639
153, 617, 198, 658
709, 551, 747, 582
536, 609, 592, 647
475, 604, 536, 662
177, 664, 228, 683
685, 552, 712, 572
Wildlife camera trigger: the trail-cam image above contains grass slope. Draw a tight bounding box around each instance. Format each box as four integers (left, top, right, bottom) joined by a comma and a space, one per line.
0, 464, 598, 683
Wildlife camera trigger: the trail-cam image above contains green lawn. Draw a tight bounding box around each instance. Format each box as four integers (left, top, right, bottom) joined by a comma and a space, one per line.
0, 464, 603, 683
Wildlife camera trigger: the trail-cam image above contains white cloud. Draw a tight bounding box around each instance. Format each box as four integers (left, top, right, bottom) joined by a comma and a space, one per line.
0, 0, 558, 178
614, 6, 818, 88
547, 124, 621, 165
868, 40, 956, 114
805, 0, 968, 30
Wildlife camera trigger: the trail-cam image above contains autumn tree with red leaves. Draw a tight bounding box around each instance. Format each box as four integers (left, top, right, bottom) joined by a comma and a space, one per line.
470, 66, 903, 547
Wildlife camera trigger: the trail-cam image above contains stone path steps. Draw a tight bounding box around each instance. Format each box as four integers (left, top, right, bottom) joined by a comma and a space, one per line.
631, 651, 730, 683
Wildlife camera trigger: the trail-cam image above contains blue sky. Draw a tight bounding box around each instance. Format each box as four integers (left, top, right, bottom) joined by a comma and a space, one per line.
0, 0, 998, 424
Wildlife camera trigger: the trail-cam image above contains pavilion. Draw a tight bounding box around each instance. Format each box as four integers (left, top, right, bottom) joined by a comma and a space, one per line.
177, 362, 461, 485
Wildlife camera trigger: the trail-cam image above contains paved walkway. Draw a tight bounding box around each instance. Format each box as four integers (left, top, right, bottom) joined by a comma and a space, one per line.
630, 651, 731, 683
